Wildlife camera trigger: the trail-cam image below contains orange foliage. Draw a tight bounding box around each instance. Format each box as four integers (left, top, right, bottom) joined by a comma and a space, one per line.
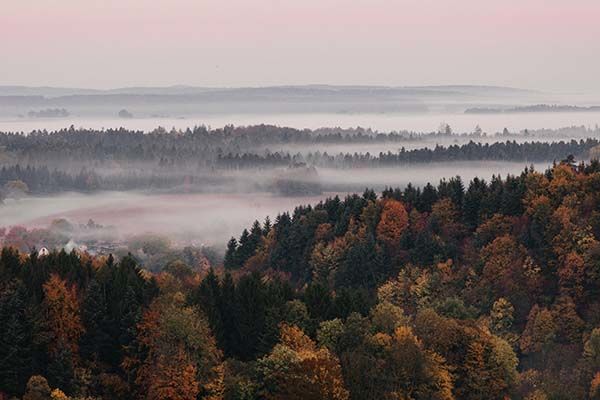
480, 235, 528, 301
372, 326, 455, 400
590, 372, 600, 400
548, 164, 579, 201
145, 349, 199, 400
376, 199, 409, 249
127, 295, 223, 400
42, 273, 84, 356
558, 252, 586, 301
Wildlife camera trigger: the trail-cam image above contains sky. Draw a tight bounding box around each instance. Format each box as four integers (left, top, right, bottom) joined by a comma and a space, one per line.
2, 0, 600, 91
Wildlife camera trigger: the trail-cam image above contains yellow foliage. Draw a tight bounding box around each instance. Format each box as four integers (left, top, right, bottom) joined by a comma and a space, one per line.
50, 388, 69, 400
261, 324, 349, 400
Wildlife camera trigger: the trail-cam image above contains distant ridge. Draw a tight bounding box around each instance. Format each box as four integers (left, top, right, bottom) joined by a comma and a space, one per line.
0, 84, 537, 98
465, 104, 600, 114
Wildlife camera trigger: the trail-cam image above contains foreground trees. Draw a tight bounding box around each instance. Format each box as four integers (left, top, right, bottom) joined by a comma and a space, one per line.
124, 291, 224, 400
4, 160, 600, 399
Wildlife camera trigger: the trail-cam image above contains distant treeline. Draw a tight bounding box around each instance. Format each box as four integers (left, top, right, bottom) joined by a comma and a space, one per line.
2, 139, 599, 194
465, 104, 600, 114
0, 165, 98, 194
25, 108, 70, 118
2, 125, 600, 169
0, 164, 235, 194
217, 139, 600, 169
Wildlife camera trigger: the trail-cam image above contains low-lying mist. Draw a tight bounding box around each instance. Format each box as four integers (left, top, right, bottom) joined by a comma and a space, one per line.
0, 161, 547, 252
0, 191, 328, 248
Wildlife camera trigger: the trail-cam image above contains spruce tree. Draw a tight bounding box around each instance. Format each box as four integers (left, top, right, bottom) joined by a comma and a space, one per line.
47, 342, 75, 395
0, 280, 33, 396
80, 279, 111, 363
223, 237, 238, 269
233, 273, 266, 360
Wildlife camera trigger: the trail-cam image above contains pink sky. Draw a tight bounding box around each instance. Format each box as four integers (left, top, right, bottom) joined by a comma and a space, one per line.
1, 0, 599, 91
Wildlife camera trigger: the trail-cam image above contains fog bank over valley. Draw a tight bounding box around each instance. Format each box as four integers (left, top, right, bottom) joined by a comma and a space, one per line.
0, 161, 549, 252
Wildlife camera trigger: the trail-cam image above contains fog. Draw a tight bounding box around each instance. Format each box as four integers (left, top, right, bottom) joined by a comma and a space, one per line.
0, 160, 546, 250
1, 85, 597, 255
2, 111, 600, 137
0, 191, 329, 248
317, 162, 548, 190
1, 85, 599, 135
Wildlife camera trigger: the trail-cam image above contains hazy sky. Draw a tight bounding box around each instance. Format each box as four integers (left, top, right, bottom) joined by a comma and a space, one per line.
2, 0, 599, 91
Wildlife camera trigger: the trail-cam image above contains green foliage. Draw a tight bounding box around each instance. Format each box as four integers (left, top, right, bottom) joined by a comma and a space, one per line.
0, 279, 33, 395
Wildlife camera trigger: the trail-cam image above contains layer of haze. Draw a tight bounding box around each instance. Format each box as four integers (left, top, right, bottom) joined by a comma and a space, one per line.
2, 0, 600, 92
0, 162, 543, 247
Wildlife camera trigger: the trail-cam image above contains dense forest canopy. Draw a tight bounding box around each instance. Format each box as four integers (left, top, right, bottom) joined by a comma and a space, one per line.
3, 160, 600, 399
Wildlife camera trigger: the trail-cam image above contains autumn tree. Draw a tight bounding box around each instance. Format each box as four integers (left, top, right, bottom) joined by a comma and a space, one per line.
125, 292, 223, 400
490, 297, 514, 334
590, 372, 600, 400
23, 375, 52, 400
257, 323, 349, 400
519, 305, 556, 356
369, 326, 454, 400
478, 235, 531, 318
558, 252, 586, 302
376, 199, 409, 252
41, 274, 84, 357
310, 238, 346, 287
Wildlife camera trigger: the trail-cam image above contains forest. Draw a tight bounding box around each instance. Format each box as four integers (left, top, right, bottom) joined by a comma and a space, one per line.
1, 123, 600, 196
2, 125, 599, 168
2, 159, 600, 399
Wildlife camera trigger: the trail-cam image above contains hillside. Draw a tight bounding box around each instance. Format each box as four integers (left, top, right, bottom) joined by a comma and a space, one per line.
2, 160, 600, 399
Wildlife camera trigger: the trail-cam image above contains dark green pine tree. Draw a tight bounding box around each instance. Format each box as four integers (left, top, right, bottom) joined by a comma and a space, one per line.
0, 247, 22, 281
335, 233, 380, 289
223, 237, 239, 269
118, 285, 142, 352
269, 213, 294, 270
418, 182, 438, 212
47, 341, 75, 395
192, 269, 224, 348
236, 229, 252, 266
248, 220, 264, 252
447, 176, 465, 209
362, 188, 377, 202
303, 282, 333, 322
481, 175, 504, 216
219, 272, 237, 357
501, 175, 525, 216
403, 183, 419, 208
463, 177, 488, 229
262, 216, 272, 235
80, 279, 112, 363
330, 287, 372, 319
0, 279, 33, 396
233, 272, 267, 360
258, 278, 296, 353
